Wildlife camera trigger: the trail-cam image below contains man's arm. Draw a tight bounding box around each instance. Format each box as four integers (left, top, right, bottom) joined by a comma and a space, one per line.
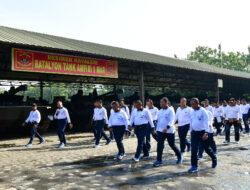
25, 112, 31, 123
155, 108, 159, 120
168, 109, 175, 126
108, 114, 113, 131
238, 106, 242, 120
174, 108, 179, 124
129, 111, 135, 127
35, 111, 41, 124
123, 112, 129, 131
126, 106, 130, 119
103, 108, 109, 125
146, 110, 154, 128
203, 110, 209, 133
92, 109, 95, 120
54, 109, 58, 119
64, 109, 71, 124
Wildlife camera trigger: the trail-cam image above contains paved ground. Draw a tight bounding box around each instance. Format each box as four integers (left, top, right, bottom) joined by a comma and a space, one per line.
0, 131, 249, 190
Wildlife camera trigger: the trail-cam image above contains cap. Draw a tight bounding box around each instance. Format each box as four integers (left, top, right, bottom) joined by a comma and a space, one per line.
229, 98, 235, 103
32, 103, 37, 106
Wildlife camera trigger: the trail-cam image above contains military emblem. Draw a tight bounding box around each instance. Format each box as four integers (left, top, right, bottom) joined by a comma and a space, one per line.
15, 50, 34, 70
106, 62, 117, 76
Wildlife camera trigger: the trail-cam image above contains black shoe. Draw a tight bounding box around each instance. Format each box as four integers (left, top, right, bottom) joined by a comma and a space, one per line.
38, 139, 45, 144
106, 139, 111, 145
212, 159, 217, 168
140, 155, 150, 159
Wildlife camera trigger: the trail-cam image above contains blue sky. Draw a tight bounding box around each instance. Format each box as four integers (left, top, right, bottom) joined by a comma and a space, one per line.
0, 0, 249, 58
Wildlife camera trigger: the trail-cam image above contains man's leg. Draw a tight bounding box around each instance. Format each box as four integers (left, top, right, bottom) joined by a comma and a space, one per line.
99, 120, 110, 142
225, 123, 232, 142
239, 121, 243, 132
119, 127, 125, 155
166, 133, 181, 159
190, 131, 199, 168
202, 133, 217, 164
208, 133, 217, 153
28, 123, 35, 144
214, 118, 221, 135
156, 132, 166, 162
142, 127, 149, 157
179, 124, 190, 153
183, 124, 191, 151
62, 127, 67, 145
34, 124, 43, 142
234, 122, 240, 142
198, 142, 204, 157
218, 121, 223, 135
178, 126, 185, 153
95, 121, 102, 145
152, 121, 158, 142
113, 127, 119, 154
113, 126, 125, 155
57, 120, 64, 144
135, 127, 147, 159
92, 122, 97, 139
101, 128, 111, 142
60, 120, 67, 145
243, 114, 249, 133
109, 130, 114, 140
145, 124, 151, 153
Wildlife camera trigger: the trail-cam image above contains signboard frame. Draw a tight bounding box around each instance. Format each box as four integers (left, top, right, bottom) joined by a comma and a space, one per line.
11, 48, 118, 78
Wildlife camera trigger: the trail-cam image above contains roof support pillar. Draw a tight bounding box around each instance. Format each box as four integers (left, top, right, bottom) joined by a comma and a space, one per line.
139, 63, 145, 106
40, 81, 43, 101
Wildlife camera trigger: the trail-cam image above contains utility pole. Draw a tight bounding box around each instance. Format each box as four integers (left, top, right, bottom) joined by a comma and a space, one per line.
139, 63, 145, 106
218, 43, 222, 68
40, 81, 43, 101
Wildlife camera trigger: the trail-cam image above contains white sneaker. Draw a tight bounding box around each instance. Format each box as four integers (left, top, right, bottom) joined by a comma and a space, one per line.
58, 143, 65, 148
25, 143, 32, 147
94, 144, 99, 148
180, 152, 186, 156
117, 155, 123, 160
133, 157, 139, 162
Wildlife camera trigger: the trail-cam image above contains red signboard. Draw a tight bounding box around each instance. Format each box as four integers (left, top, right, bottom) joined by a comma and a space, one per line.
11, 48, 118, 78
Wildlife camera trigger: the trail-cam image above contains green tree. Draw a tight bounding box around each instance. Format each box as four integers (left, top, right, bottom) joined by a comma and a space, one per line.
187, 46, 250, 73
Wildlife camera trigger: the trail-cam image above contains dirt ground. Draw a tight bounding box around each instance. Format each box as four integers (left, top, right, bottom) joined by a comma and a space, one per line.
0, 130, 249, 190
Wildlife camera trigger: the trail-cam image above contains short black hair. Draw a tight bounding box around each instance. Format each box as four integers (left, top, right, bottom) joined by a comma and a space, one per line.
229, 98, 235, 102
111, 101, 119, 106
119, 99, 125, 103
191, 97, 199, 104
180, 97, 187, 101
146, 99, 153, 104
57, 100, 63, 104
135, 100, 142, 105
161, 97, 169, 103
95, 99, 103, 103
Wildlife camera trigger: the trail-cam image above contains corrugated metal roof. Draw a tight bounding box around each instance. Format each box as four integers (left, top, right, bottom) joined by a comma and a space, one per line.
0, 25, 249, 79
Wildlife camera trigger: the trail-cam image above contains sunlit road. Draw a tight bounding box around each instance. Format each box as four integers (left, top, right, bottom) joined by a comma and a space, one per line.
0, 132, 249, 190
